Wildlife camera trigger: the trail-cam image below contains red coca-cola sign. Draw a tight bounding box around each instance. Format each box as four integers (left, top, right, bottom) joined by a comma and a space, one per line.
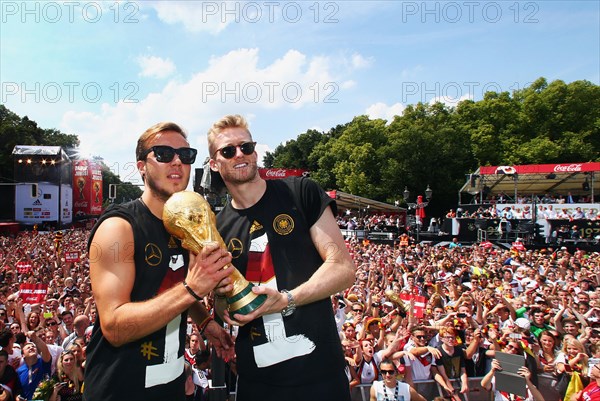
553, 163, 583, 172
259, 169, 309, 180
479, 162, 600, 175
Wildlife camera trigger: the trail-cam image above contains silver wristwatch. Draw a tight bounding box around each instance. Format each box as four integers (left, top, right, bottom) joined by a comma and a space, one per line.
280, 289, 296, 317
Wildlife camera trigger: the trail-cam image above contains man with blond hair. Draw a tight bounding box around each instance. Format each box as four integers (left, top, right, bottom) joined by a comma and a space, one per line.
208, 114, 356, 401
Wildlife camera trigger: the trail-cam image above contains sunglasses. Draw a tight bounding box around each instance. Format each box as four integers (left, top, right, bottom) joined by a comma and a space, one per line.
46, 321, 57, 326
414, 335, 427, 339
381, 369, 396, 375
140, 145, 197, 164
213, 142, 256, 159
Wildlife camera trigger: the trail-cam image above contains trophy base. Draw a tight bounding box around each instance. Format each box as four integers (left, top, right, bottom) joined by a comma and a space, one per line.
227, 284, 267, 316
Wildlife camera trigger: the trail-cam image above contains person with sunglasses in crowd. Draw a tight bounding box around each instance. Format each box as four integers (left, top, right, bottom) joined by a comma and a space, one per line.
208, 115, 356, 401
369, 359, 426, 401
83, 122, 235, 401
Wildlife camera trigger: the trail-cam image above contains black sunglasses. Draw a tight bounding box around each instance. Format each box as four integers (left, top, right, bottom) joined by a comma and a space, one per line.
213, 142, 256, 159
139, 145, 197, 164
381, 369, 396, 375
46, 321, 57, 326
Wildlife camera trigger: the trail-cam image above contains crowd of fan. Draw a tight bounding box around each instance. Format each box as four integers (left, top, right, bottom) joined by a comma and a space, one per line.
446, 204, 599, 221
481, 192, 594, 205
334, 237, 600, 400
1, 227, 600, 400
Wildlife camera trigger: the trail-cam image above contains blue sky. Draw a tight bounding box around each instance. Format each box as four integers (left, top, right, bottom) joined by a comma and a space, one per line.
1, 0, 598, 187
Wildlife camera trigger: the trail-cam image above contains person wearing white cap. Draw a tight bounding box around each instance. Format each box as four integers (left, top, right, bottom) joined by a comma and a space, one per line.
514, 318, 531, 331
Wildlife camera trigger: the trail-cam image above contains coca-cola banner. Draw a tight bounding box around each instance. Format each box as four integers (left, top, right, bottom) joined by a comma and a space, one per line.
258, 168, 309, 180
72, 160, 103, 217
480, 162, 600, 175
19, 283, 48, 304
65, 251, 80, 263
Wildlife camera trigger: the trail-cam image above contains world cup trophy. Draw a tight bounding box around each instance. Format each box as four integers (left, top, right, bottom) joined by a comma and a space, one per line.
163, 191, 266, 315
384, 290, 410, 315
93, 182, 101, 203
76, 177, 86, 200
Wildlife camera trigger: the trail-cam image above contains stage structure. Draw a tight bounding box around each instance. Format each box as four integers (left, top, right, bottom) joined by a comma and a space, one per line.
459, 162, 598, 204
12, 145, 73, 227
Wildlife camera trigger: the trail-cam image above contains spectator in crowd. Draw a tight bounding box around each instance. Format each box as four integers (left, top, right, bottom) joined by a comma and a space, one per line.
61, 315, 89, 349
0, 349, 21, 400
481, 358, 545, 401
537, 330, 560, 375
570, 361, 600, 401
49, 350, 84, 401
434, 326, 469, 400
16, 331, 51, 400
369, 359, 426, 401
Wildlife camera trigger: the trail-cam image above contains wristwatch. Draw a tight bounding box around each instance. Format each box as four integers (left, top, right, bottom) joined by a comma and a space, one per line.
280, 289, 296, 317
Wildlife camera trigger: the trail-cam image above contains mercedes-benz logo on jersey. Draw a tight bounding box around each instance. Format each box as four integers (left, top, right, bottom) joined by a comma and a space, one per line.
273, 214, 294, 235
227, 238, 244, 259
144, 243, 162, 266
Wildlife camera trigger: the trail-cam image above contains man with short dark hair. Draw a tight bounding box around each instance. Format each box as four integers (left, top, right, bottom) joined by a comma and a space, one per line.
529, 308, 554, 338
16, 331, 51, 400
83, 122, 234, 401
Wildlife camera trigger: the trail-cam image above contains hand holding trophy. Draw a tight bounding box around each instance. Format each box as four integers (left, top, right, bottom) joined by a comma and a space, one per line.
163, 191, 266, 315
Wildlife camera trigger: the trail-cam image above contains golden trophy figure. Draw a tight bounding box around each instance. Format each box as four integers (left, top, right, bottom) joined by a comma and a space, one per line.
163, 191, 266, 315
384, 290, 410, 315
93, 182, 101, 203
76, 177, 86, 200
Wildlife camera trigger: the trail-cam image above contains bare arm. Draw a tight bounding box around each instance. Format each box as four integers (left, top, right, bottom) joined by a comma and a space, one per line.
409, 386, 427, 401
90, 217, 232, 347
224, 206, 356, 324
187, 302, 234, 360
369, 383, 377, 401
27, 330, 51, 363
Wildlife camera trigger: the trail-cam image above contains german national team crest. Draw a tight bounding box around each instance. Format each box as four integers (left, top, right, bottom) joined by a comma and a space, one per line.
273, 214, 294, 235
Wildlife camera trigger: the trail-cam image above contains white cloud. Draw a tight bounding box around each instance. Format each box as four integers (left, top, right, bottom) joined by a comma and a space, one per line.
365, 102, 406, 123
352, 53, 373, 69
137, 55, 176, 79
147, 1, 232, 34
59, 48, 368, 183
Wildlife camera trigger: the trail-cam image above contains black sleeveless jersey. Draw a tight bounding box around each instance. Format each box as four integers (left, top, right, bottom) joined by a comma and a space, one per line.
216, 177, 346, 386
84, 199, 188, 401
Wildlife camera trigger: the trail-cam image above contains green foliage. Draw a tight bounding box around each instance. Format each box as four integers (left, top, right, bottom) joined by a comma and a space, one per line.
259, 78, 600, 215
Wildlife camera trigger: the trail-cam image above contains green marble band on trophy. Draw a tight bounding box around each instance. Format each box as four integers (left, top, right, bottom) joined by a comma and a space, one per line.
163, 191, 266, 315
